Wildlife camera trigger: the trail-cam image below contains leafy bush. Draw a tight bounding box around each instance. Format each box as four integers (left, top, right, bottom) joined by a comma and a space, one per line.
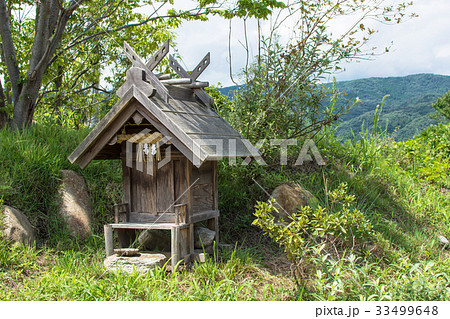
219, 39, 355, 147
253, 183, 373, 288
217, 161, 266, 241
390, 124, 450, 187
432, 89, 450, 121
301, 253, 450, 301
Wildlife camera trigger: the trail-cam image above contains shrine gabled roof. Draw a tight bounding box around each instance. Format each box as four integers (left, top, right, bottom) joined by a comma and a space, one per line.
68, 41, 262, 168
68, 83, 262, 169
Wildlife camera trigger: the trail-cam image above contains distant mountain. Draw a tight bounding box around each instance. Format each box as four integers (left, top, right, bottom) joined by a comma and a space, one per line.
219, 74, 450, 141
218, 85, 241, 97
331, 74, 450, 140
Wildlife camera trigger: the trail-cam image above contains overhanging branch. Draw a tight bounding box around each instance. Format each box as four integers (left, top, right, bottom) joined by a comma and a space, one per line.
61, 9, 211, 53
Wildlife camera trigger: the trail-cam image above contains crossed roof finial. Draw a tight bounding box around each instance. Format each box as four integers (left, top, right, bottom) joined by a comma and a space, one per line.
121, 40, 213, 107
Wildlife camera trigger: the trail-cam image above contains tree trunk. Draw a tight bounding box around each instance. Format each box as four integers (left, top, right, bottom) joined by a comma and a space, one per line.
12, 78, 44, 128
0, 0, 79, 130
0, 0, 20, 105
0, 79, 9, 127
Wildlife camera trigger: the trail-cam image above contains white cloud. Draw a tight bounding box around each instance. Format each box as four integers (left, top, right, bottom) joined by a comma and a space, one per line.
435, 45, 450, 59
332, 0, 450, 81
172, 0, 450, 86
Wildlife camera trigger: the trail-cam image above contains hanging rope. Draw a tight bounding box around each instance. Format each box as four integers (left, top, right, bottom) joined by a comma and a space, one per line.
118, 132, 163, 162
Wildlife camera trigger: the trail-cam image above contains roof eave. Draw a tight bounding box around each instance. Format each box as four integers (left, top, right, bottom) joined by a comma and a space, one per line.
68, 87, 137, 167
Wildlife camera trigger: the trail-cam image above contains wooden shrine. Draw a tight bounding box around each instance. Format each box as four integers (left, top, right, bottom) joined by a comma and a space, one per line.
68, 40, 261, 269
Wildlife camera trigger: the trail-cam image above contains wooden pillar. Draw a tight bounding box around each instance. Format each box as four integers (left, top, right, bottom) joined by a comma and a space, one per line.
210, 161, 219, 247
189, 223, 195, 256
171, 226, 180, 270
104, 225, 114, 257
174, 204, 187, 225
121, 142, 132, 208
114, 203, 129, 223
212, 161, 218, 210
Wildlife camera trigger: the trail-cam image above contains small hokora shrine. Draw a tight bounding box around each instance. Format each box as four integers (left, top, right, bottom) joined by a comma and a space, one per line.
68, 40, 261, 269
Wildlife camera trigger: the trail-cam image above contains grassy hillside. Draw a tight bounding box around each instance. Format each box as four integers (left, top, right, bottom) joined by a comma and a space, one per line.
0, 125, 123, 241
220, 74, 450, 141
1, 122, 449, 300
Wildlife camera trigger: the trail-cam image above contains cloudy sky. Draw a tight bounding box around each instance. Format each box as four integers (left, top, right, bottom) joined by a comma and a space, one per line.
171, 0, 450, 87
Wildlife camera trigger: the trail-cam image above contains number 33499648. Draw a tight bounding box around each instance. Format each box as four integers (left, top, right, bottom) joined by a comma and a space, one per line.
376, 306, 438, 316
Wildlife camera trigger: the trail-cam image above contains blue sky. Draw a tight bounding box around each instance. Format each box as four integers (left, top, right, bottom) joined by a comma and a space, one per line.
172, 0, 450, 87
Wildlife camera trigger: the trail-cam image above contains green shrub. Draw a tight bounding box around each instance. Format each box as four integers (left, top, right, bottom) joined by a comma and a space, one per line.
432, 89, 450, 121
217, 161, 266, 241
390, 124, 450, 188
253, 183, 373, 288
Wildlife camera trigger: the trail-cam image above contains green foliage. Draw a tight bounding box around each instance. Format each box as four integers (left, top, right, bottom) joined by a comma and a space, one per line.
222, 74, 450, 142
390, 124, 450, 188
301, 254, 450, 301
1, 120, 450, 301
222, 39, 355, 146
432, 89, 450, 121
219, 0, 416, 144
345, 95, 393, 171
217, 161, 265, 240
231, 0, 286, 19
0, 240, 292, 300
253, 183, 373, 287
36, 3, 178, 127
0, 0, 181, 127
0, 240, 40, 272
249, 118, 450, 299
1, 0, 288, 128
206, 84, 230, 113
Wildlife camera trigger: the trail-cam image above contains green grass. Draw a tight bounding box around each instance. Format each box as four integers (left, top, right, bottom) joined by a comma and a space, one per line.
0, 124, 122, 239
1, 122, 449, 300
0, 238, 292, 300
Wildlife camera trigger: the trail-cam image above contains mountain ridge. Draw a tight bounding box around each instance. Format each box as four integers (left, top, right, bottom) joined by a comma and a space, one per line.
219, 73, 450, 141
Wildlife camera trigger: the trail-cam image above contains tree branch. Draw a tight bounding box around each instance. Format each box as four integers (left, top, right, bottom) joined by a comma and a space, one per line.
29, 0, 52, 72
30, 6, 64, 79
61, 9, 209, 53
73, 84, 110, 95
29, 0, 85, 81
68, 0, 125, 46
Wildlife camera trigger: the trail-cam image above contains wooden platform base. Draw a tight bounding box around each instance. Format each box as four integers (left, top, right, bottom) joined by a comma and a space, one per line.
104, 216, 219, 270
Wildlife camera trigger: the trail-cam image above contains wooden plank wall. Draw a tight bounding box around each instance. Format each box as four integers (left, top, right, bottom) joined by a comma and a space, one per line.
156, 160, 175, 213
121, 139, 217, 224
122, 143, 186, 221
190, 161, 214, 213
174, 157, 189, 206
131, 160, 157, 214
